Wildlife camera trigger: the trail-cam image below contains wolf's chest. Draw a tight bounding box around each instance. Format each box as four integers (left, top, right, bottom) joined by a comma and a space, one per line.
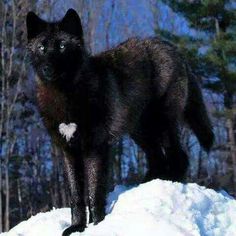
37, 84, 70, 126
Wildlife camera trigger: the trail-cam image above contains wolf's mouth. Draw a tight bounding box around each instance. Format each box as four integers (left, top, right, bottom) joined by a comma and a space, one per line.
45, 72, 68, 83
43, 74, 56, 82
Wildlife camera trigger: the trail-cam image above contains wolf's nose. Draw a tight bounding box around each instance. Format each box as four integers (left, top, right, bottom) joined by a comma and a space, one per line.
42, 66, 53, 77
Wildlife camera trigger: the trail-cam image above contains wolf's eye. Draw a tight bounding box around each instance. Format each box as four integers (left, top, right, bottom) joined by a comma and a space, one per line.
38, 45, 45, 52
59, 42, 66, 50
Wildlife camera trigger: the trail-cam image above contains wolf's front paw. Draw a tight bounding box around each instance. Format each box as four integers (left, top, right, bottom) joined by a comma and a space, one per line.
62, 224, 85, 236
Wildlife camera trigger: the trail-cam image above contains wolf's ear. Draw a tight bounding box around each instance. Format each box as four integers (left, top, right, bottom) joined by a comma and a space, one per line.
60, 9, 83, 40
26, 12, 46, 40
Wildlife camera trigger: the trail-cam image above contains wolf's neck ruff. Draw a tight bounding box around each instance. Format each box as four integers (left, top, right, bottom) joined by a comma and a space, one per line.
36, 79, 70, 125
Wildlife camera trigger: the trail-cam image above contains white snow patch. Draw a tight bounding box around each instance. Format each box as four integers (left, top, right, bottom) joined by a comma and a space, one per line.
59, 123, 77, 142
2, 180, 236, 236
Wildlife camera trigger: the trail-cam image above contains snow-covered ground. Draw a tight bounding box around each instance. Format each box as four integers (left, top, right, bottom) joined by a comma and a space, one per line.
2, 179, 236, 236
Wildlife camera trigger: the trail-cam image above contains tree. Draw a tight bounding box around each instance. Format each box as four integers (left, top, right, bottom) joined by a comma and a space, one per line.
0, 0, 59, 231
0, 0, 30, 230
159, 0, 236, 194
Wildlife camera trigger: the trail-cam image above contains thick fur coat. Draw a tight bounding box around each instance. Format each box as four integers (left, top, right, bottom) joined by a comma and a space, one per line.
26, 9, 214, 236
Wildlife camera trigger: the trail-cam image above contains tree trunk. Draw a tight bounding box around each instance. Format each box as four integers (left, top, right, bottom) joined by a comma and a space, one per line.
137, 146, 145, 179
197, 149, 203, 180
105, 0, 115, 50
0, 157, 2, 233
226, 117, 236, 194
0, 4, 7, 232
116, 138, 123, 184
17, 179, 23, 220
4, 157, 9, 231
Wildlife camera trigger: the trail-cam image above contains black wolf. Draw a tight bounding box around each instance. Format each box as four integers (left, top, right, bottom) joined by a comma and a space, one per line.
26, 9, 214, 236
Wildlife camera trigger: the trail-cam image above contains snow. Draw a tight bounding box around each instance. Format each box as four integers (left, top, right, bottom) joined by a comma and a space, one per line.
59, 123, 77, 142
2, 179, 236, 236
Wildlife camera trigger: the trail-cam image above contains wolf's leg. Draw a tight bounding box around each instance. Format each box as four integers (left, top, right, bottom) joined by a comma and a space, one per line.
163, 79, 189, 182
144, 143, 170, 181
62, 152, 86, 236
131, 131, 170, 181
164, 121, 189, 182
84, 145, 109, 224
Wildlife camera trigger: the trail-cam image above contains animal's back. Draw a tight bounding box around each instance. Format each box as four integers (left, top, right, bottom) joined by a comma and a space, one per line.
97, 37, 187, 99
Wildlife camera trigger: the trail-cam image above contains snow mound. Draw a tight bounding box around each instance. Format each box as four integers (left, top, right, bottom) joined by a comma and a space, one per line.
2, 180, 236, 236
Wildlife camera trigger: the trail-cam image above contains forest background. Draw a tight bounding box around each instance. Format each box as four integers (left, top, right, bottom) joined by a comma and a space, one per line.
0, 0, 236, 232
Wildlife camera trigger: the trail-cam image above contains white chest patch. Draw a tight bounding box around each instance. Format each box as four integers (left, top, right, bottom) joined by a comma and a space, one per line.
59, 123, 77, 142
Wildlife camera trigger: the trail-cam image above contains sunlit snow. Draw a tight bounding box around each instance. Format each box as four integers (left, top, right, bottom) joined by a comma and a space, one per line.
2, 180, 236, 236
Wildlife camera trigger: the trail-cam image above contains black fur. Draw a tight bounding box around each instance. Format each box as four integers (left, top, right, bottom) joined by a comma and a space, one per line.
26, 9, 214, 235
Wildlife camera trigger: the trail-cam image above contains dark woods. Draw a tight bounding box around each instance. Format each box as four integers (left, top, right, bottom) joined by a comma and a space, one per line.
0, 0, 236, 233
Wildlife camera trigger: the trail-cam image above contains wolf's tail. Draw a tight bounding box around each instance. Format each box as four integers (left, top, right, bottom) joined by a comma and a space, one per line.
184, 71, 214, 151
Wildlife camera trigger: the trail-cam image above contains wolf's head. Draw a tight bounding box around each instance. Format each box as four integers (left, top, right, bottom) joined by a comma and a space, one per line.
26, 9, 85, 83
